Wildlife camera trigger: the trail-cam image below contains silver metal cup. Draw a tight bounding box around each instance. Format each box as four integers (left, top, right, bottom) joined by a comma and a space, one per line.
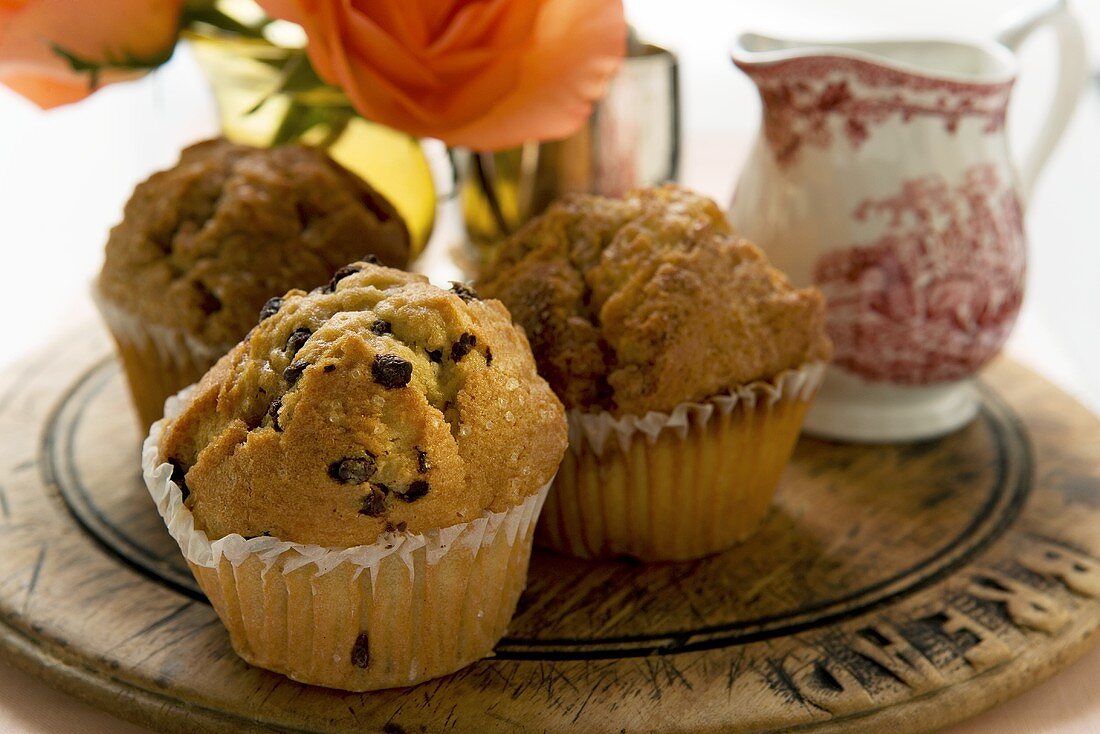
462, 40, 681, 258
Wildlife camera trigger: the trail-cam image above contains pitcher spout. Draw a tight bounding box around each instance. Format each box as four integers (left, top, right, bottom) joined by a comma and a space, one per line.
731, 32, 1016, 168
732, 32, 1015, 85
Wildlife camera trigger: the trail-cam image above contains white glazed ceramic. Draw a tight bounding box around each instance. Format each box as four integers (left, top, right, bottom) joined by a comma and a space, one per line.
729, 0, 1087, 443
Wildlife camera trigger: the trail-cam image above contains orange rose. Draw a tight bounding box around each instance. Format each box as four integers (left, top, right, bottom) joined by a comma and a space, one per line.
258, 0, 627, 150
0, 0, 182, 109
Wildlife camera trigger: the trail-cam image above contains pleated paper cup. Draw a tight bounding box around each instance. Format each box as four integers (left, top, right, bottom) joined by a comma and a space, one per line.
537, 362, 826, 562
143, 390, 549, 692
94, 288, 233, 430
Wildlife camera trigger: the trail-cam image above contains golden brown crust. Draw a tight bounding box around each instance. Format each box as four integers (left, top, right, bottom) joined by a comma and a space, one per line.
97, 138, 411, 346
478, 184, 832, 415
159, 264, 567, 547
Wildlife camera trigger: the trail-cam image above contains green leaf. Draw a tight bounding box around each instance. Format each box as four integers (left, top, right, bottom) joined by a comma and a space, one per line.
244, 51, 338, 115
276, 52, 326, 95
50, 42, 177, 90
271, 103, 328, 145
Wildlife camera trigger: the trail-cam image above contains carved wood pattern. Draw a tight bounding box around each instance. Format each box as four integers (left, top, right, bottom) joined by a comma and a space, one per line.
1, 323, 1099, 733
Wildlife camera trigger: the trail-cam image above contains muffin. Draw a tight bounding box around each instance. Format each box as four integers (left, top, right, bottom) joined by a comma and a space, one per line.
142, 262, 567, 691
479, 184, 830, 561
96, 138, 411, 429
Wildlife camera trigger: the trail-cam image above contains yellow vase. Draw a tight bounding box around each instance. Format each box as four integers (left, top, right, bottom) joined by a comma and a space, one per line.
187, 32, 436, 259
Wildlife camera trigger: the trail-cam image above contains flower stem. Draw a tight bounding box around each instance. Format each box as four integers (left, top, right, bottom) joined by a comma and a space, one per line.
473, 152, 511, 239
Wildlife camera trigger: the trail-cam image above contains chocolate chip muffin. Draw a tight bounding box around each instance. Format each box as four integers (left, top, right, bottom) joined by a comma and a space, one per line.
145, 263, 566, 691
479, 184, 831, 560
96, 138, 411, 429
480, 183, 830, 415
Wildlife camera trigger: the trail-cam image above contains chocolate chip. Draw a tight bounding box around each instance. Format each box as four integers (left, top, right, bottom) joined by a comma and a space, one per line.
326, 264, 361, 293
450, 332, 477, 361
383, 519, 410, 533
415, 448, 430, 474
450, 282, 479, 302
169, 459, 190, 502
484, 347, 493, 366
370, 320, 392, 336
362, 254, 380, 265
328, 454, 377, 484
259, 296, 283, 322
285, 327, 311, 357
359, 485, 388, 517
244, 530, 272, 540
194, 282, 222, 315
323, 364, 336, 373
350, 633, 370, 668
372, 354, 412, 389
284, 360, 308, 385
398, 480, 430, 502
267, 397, 283, 431
426, 349, 443, 363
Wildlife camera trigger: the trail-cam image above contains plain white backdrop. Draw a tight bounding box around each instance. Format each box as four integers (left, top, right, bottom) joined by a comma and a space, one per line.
0, 1, 1098, 731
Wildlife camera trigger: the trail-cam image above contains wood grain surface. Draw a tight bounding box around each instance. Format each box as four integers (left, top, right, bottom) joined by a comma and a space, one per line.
1, 322, 1099, 733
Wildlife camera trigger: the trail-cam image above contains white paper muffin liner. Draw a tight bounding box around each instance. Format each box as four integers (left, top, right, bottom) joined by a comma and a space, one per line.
568, 361, 827, 455
94, 290, 231, 368
94, 287, 234, 428
142, 387, 550, 691
540, 361, 826, 560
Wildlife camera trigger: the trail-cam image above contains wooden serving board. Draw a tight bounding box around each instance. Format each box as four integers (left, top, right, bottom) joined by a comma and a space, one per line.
2, 322, 1100, 734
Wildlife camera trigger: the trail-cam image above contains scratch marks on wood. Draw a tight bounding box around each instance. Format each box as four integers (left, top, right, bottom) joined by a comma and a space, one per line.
257, 678, 284, 708
726, 648, 748, 697
642, 655, 692, 700
22, 544, 46, 614
124, 601, 195, 643
762, 656, 825, 712
441, 703, 458, 731
534, 660, 580, 699
484, 708, 527, 731
571, 680, 601, 724
130, 617, 221, 667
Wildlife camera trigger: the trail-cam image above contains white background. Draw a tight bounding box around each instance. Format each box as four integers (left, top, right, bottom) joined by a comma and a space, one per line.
0, 0, 1099, 731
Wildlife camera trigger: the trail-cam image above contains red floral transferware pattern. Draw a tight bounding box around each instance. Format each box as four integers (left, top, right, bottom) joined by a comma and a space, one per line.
736, 56, 1013, 166
812, 164, 1025, 385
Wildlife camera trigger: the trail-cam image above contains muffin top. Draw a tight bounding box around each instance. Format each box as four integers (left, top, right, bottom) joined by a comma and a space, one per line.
159, 263, 567, 547
98, 138, 410, 346
478, 184, 831, 416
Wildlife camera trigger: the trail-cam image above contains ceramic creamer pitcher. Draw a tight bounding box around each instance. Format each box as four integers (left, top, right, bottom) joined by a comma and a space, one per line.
729, 0, 1087, 442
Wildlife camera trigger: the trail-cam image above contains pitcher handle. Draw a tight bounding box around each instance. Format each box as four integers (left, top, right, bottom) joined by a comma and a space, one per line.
996, 0, 1088, 203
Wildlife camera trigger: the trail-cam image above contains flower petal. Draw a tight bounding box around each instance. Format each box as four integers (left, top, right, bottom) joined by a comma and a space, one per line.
260, 0, 626, 150
0, 0, 182, 108
441, 0, 626, 148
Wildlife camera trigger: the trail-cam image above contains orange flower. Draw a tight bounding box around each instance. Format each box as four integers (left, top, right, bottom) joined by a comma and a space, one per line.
0, 0, 182, 109
259, 0, 627, 150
